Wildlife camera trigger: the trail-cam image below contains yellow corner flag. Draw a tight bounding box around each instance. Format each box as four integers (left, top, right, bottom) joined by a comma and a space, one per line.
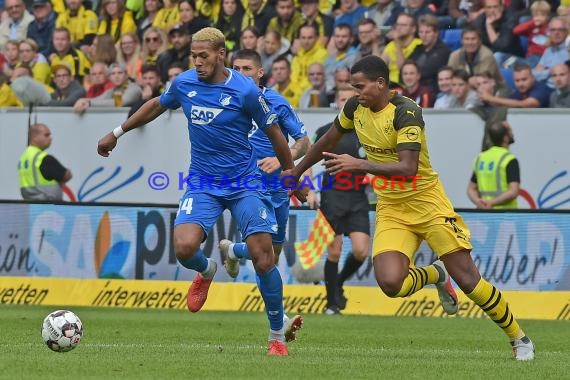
294, 209, 335, 269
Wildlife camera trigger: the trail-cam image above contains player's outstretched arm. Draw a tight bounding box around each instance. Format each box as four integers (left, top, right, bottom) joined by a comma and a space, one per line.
97, 97, 167, 157
289, 121, 344, 181
264, 123, 311, 201
290, 135, 310, 161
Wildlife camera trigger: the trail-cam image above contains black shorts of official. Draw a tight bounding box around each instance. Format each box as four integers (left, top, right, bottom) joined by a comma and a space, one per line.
320, 190, 370, 236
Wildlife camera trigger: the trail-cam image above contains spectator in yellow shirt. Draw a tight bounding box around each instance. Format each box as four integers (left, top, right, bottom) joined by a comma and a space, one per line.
153, 0, 181, 33
97, 0, 137, 43
0, 72, 23, 107
290, 23, 327, 93
299, 0, 335, 48
51, 0, 66, 14
241, 0, 276, 36
17, 39, 52, 85
49, 27, 92, 83
56, 0, 99, 54
270, 55, 301, 107
267, 0, 306, 45
381, 13, 422, 86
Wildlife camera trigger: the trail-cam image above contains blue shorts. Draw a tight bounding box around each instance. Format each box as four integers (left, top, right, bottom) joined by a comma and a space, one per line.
270, 189, 290, 244
175, 189, 277, 241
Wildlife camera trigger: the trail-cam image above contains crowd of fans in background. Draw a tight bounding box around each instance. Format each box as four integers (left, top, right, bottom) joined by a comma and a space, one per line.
0, 0, 569, 114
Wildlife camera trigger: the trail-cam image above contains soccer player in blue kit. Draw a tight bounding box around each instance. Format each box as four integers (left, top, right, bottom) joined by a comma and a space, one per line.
218, 49, 310, 342
97, 28, 304, 356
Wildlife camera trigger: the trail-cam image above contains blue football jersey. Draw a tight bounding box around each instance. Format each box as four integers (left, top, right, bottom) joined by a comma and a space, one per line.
249, 87, 306, 159
159, 69, 277, 189
248, 87, 306, 190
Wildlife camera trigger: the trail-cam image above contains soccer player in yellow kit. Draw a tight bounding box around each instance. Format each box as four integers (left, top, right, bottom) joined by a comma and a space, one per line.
284, 55, 535, 361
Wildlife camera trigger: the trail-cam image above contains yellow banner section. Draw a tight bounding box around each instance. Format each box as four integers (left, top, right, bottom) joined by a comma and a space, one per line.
1, 277, 569, 320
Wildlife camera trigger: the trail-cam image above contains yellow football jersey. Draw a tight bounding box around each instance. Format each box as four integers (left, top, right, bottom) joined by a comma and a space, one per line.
336, 92, 439, 203
55, 6, 98, 44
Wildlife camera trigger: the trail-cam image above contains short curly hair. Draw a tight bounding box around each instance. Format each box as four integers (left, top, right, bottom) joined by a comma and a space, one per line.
192, 27, 226, 50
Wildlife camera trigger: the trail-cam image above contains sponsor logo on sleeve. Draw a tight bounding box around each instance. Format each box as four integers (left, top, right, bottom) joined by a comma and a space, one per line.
404, 127, 419, 141
258, 95, 270, 114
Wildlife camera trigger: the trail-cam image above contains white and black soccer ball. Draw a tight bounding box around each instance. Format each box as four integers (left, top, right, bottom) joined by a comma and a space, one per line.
41, 310, 83, 352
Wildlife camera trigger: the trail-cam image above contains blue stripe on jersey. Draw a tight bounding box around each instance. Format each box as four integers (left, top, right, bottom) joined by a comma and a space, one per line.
159, 69, 277, 188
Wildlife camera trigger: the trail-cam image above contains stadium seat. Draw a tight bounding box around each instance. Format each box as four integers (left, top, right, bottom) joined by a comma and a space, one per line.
442, 29, 463, 51
500, 68, 516, 91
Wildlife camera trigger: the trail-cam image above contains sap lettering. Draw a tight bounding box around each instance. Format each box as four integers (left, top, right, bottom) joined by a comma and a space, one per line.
190, 106, 222, 125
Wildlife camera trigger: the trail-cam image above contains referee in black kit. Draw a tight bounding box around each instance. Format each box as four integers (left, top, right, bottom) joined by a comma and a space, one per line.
314, 86, 371, 315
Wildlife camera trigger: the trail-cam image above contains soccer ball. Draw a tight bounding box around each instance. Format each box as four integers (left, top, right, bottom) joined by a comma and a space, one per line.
41, 310, 83, 352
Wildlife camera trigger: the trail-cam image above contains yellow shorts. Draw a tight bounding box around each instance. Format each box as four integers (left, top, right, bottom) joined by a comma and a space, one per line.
372, 179, 472, 259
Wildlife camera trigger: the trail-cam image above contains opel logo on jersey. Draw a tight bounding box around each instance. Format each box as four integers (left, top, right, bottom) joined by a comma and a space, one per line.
405, 127, 419, 141
190, 106, 223, 125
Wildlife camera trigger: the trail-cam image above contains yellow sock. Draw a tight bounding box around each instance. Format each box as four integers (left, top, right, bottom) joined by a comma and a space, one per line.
395, 265, 440, 297
466, 278, 524, 340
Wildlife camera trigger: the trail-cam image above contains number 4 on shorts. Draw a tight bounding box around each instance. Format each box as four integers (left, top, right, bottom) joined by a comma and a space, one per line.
177, 198, 193, 215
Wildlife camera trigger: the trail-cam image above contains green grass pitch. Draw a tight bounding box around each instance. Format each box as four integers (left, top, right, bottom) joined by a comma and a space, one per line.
1, 305, 568, 380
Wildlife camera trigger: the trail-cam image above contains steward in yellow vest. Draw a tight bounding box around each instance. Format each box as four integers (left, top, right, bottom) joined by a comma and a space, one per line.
468, 121, 519, 209
18, 124, 73, 201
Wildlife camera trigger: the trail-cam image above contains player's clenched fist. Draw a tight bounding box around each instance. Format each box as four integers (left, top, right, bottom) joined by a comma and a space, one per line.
97, 133, 117, 157
280, 169, 309, 203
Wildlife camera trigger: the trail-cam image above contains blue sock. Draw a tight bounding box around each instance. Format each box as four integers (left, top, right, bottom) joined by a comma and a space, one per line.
176, 249, 208, 272
233, 243, 251, 260
256, 275, 288, 322
257, 267, 284, 331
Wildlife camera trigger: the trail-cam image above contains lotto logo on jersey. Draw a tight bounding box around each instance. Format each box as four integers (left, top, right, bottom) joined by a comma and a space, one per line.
190, 106, 223, 125
266, 114, 277, 125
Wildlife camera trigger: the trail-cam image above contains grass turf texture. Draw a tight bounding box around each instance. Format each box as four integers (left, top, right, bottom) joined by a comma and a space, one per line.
1, 305, 568, 380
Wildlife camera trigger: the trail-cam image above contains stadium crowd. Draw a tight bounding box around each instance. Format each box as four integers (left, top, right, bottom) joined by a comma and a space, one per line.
1, 0, 569, 110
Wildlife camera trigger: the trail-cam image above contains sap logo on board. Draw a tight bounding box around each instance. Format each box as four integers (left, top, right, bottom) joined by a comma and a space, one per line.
190, 106, 223, 125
